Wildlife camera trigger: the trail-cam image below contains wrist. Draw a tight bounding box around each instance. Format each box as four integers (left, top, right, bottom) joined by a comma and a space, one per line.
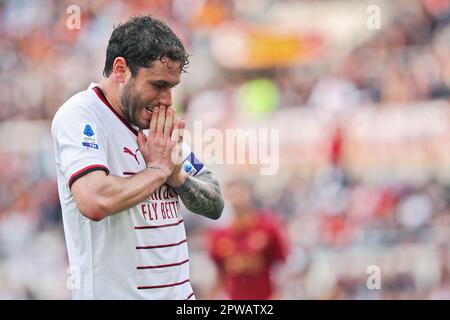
146, 165, 171, 181
167, 169, 188, 187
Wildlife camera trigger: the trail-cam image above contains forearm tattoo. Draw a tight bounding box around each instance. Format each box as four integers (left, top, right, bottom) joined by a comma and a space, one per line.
174, 170, 224, 219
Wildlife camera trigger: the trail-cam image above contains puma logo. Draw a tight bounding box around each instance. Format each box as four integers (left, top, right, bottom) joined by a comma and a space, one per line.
123, 147, 140, 165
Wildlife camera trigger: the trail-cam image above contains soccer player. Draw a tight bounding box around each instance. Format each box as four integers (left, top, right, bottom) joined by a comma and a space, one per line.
51, 16, 224, 300
207, 179, 287, 300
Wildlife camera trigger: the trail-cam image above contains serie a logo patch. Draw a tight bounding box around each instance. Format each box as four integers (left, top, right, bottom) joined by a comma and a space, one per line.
182, 152, 205, 176
81, 123, 99, 149
183, 162, 196, 175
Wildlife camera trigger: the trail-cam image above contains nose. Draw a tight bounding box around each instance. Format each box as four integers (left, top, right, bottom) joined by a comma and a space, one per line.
158, 88, 172, 107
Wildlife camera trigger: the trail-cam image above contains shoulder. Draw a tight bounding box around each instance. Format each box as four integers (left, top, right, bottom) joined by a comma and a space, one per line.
52, 87, 102, 131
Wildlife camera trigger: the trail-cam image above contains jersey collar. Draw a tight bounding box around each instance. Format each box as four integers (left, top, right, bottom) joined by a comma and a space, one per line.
92, 86, 138, 136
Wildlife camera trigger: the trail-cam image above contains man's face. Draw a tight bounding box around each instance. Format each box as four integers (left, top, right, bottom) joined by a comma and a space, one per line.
120, 59, 181, 129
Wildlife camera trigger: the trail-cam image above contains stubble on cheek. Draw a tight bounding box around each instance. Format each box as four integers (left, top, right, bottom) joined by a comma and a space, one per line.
120, 83, 141, 127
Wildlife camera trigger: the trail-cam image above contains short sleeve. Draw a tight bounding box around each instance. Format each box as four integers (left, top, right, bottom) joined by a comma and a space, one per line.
52, 105, 109, 189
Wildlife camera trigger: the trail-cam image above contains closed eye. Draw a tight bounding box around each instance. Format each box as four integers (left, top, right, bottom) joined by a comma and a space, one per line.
152, 83, 167, 90
150, 81, 179, 90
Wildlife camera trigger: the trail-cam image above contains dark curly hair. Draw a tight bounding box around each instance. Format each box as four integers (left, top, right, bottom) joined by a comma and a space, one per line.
103, 16, 189, 77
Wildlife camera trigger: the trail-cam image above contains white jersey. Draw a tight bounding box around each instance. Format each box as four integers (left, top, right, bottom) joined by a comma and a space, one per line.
51, 83, 205, 300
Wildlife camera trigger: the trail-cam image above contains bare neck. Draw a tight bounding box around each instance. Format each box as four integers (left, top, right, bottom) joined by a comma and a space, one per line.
98, 78, 125, 118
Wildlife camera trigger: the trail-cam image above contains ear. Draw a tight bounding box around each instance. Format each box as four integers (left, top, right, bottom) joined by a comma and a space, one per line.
112, 57, 128, 83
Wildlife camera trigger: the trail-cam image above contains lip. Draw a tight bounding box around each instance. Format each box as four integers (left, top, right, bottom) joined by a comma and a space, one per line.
146, 103, 160, 112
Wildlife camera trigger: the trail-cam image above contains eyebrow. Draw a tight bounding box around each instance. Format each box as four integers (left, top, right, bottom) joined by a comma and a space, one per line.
149, 80, 180, 87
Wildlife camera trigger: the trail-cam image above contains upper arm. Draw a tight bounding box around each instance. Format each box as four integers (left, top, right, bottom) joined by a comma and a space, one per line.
194, 168, 221, 190
52, 105, 110, 219
70, 170, 110, 219
52, 105, 109, 188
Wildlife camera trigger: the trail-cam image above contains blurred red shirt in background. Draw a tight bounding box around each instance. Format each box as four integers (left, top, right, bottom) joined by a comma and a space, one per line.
208, 210, 287, 300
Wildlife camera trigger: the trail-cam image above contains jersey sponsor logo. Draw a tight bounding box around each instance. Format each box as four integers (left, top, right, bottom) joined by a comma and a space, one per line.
123, 147, 140, 164
140, 185, 180, 223
81, 123, 98, 149
140, 200, 180, 222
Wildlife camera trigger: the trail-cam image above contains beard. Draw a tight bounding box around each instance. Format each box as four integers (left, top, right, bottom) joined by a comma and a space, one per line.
120, 79, 148, 129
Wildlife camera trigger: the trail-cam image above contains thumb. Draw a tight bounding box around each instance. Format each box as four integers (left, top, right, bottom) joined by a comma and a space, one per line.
137, 130, 146, 150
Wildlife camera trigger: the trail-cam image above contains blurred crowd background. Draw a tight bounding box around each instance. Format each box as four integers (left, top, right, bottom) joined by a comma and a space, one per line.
2, 0, 450, 299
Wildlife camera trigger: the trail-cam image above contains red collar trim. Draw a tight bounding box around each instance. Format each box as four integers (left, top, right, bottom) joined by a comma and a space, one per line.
92, 86, 138, 136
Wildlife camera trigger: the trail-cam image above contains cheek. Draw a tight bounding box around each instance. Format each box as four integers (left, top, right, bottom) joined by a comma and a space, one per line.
137, 108, 147, 116
137, 89, 158, 107
132, 93, 148, 111
141, 84, 159, 101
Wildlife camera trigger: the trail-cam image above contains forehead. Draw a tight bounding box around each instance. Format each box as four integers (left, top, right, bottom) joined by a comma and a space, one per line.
136, 59, 182, 83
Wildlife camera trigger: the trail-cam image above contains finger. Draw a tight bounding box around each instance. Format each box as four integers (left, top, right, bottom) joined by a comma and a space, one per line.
178, 120, 186, 143
171, 119, 181, 143
137, 129, 146, 150
164, 107, 175, 139
170, 109, 177, 133
171, 116, 179, 139
171, 120, 184, 165
170, 108, 176, 138
156, 105, 166, 136
149, 106, 159, 136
